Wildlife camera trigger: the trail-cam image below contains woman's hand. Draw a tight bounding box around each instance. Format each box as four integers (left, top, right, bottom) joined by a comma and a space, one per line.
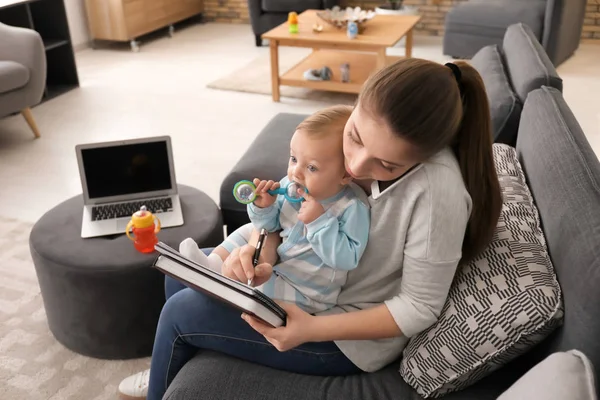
222, 245, 273, 285
253, 178, 280, 209
242, 302, 316, 351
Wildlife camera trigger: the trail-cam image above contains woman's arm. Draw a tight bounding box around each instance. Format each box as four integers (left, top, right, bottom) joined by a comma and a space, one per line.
242, 302, 403, 352
311, 304, 402, 341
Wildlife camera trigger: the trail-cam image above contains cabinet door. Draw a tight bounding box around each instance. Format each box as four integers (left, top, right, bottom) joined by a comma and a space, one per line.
123, 0, 147, 38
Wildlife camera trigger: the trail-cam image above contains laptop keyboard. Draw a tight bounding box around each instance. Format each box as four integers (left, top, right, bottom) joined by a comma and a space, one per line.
91, 198, 173, 221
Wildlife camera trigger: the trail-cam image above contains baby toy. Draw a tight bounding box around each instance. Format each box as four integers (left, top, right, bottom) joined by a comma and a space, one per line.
126, 205, 161, 253
288, 12, 299, 33
233, 180, 308, 205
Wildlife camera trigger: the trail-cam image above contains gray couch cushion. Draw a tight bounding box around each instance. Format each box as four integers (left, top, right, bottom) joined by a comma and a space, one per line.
471, 45, 521, 145
516, 86, 600, 379
164, 349, 537, 400
445, 1, 545, 40
0, 60, 29, 93
503, 23, 563, 103
498, 350, 598, 400
261, 0, 322, 13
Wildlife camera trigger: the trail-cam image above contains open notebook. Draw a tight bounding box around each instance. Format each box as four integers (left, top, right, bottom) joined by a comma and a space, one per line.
153, 242, 287, 328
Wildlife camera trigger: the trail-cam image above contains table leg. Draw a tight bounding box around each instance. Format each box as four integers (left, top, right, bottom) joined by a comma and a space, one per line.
270, 40, 280, 102
376, 48, 387, 70
405, 29, 413, 58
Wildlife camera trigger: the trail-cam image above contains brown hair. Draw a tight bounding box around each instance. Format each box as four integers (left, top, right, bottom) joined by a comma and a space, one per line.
359, 58, 502, 264
296, 105, 353, 138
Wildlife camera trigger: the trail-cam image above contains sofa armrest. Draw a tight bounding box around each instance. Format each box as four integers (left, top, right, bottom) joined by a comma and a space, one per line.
0, 23, 46, 105
247, 0, 264, 29
541, 0, 587, 66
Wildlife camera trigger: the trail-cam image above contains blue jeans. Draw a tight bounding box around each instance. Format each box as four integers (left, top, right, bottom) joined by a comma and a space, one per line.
147, 275, 360, 400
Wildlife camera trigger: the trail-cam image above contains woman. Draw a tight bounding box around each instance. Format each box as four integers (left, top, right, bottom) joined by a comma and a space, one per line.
118, 58, 502, 400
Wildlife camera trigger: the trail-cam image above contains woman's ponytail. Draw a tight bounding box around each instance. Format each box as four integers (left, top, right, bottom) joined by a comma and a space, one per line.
453, 62, 502, 264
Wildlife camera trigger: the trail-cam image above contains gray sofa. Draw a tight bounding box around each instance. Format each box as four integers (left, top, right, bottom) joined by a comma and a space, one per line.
443, 0, 587, 66
248, 0, 339, 46
163, 24, 600, 400
0, 22, 46, 138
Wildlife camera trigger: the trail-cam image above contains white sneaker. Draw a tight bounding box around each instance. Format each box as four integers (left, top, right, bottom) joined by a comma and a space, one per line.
118, 369, 150, 399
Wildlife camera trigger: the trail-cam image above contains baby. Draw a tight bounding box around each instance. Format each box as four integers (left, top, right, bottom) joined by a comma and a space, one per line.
181, 105, 370, 313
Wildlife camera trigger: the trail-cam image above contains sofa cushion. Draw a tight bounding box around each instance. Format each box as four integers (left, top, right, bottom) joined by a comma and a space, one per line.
164, 348, 536, 400
497, 350, 598, 400
503, 23, 563, 103
515, 86, 600, 377
471, 44, 521, 146
400, 144, 563, 398
445, 1, 545, 40
261, 0, 322, 13
0, 61, 29, 93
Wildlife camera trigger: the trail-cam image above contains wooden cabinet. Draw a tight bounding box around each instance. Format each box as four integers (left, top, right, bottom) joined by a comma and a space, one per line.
85, 0, 203, 48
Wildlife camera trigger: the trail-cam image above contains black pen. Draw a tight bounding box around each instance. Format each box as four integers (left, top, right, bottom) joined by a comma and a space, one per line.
248, 229, 268, 286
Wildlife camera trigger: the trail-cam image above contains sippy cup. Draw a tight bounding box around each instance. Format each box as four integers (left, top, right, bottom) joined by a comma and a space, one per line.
233, 180, 308, 205
126, 205, 161, 253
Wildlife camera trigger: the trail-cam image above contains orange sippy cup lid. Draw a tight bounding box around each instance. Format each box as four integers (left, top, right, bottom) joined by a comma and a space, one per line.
131, 206, 155, 229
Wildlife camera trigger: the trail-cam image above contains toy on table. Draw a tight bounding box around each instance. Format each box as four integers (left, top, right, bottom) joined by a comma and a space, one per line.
288, 12, 299, 33
233, 180, 308, 205
126, 205, 161, 253
347, 21, 358, 39
341, 63, 350, 82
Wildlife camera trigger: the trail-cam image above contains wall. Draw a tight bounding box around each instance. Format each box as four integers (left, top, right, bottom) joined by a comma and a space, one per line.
583, 0, 600, 42
204, 0, 600, 43
64, 0, 90, 50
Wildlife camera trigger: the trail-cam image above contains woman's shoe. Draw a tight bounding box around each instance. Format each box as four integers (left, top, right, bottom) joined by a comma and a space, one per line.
118, 369, 150, 399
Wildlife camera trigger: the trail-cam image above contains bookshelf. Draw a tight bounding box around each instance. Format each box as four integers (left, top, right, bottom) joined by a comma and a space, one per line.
0, 0, 79, 103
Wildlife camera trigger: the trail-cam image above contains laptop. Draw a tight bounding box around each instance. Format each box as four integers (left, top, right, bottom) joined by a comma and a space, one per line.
75, 136, 184, 238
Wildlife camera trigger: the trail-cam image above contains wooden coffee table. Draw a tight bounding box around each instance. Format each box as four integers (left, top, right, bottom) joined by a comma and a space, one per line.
262, 10, 421, 102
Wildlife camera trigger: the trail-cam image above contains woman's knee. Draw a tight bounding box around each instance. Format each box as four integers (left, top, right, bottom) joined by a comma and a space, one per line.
159, 288, 215, 330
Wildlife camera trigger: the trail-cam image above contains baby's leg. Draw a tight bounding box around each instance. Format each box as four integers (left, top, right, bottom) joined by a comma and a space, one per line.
179, 223, 254, 272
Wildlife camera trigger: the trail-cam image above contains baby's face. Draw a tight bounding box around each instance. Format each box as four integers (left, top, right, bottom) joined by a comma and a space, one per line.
287, 129, 350, 201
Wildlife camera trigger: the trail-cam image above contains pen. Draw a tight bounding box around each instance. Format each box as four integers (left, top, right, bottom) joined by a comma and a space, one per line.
248, 229, 268, 286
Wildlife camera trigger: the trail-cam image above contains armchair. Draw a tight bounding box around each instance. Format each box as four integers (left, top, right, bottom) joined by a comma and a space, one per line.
442, 0, 588, 66
247, 0, 340, 46
0, 23, 46, 138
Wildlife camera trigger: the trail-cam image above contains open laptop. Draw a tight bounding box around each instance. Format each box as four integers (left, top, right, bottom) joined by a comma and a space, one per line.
75, 136, 184, 238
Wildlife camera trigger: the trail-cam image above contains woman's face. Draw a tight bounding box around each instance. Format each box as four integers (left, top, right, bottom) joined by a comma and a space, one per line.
343, 104, 421, 182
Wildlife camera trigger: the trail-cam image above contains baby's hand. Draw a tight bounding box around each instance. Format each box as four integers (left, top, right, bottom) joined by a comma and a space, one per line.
297, 191, 325, 224
252, 178, 280, 208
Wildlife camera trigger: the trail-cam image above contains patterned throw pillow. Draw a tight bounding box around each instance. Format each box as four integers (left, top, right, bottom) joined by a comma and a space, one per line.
399, 144, 564, 398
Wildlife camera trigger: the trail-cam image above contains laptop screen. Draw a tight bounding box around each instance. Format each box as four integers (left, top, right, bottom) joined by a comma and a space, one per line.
81, 141, 172, 199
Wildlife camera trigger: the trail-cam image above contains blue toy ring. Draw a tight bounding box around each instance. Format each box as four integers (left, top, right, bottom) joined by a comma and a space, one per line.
233, 180, 308, 205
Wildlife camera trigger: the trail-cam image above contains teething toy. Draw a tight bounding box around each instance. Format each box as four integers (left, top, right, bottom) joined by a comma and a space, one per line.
233, 180, 308, 205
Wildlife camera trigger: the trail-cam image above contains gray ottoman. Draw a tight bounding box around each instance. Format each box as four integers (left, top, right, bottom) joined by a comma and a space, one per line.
29, 184, 223, 359
442, 0, 545, 59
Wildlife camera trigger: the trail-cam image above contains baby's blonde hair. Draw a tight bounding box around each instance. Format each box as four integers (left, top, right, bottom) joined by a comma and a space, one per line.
296, 105, 353, 138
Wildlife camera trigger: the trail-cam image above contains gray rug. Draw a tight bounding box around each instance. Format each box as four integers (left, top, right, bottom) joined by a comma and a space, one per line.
0, 216, 150, 400
206, 47, 359, 103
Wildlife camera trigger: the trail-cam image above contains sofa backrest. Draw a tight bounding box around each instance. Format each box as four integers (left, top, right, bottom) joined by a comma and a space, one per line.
503, 23, 562, 103
516, 86, 600, 373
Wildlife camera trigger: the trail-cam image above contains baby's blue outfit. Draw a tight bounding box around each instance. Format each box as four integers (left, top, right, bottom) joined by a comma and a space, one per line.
232, 176, 369, 313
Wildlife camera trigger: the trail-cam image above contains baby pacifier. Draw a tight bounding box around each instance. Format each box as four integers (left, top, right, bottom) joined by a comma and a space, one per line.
233, 180, 308, 205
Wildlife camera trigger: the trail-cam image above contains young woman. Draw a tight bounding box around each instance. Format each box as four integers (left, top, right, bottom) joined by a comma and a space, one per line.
118, 58, 502, 400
